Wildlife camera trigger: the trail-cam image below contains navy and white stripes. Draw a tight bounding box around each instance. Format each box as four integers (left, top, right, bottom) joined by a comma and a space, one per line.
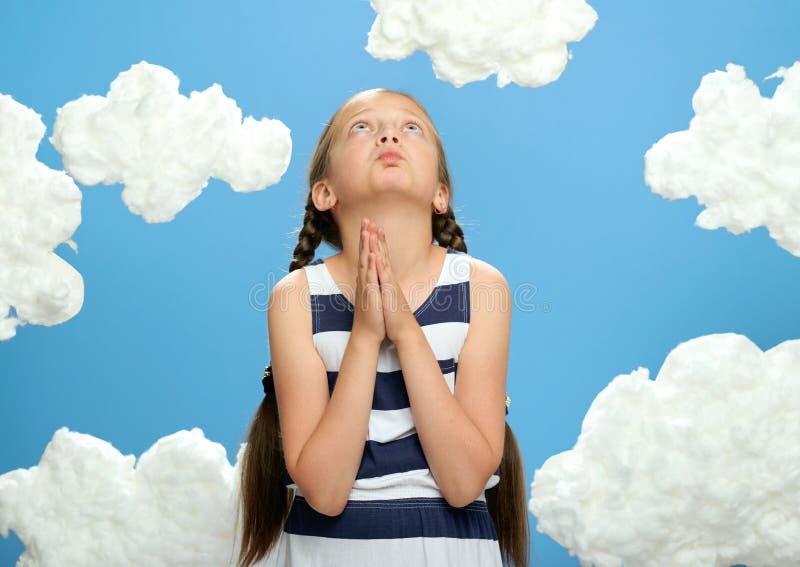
268, 247, 503, 565
285, 496, 497, 540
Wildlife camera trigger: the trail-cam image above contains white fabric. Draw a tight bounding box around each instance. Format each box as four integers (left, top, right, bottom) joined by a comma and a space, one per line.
271, 249, 503, 566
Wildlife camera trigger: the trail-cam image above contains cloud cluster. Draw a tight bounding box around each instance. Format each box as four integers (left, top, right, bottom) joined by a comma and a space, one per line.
0, 93, 83, 341
365, 0, 598, 88
50, 61, 292, 223
644, 61, 800, 257
529, 333, 800, 566
0, 427, 261, 566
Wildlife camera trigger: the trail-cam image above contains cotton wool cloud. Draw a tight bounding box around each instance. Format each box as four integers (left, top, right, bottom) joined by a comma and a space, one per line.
529, 333, 800, 567
50, 61, 292, 223
645, 61, 800, 257
0, 427, 269, 567
0, 93, 83, 342
366, 0, 598, 88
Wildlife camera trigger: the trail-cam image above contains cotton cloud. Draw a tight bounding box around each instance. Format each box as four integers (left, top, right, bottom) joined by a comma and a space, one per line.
529, 333, 800, 566
0, 93, 83, 341
0, 427, 264, 566
365, 0, 598, 88
644, 61, 800, 257
50, 61, 292, 223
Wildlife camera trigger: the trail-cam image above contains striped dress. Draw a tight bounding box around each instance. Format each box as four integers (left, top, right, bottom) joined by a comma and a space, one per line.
260, 247, 502, 566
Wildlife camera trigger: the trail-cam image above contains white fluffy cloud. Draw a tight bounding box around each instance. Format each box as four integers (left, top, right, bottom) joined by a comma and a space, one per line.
0, 93, 83, 341
365, 0, 598, 88
50, 61, 292, 223
644, 61, 800, 257
0, 427, 263, 566
529, 333, 800, 566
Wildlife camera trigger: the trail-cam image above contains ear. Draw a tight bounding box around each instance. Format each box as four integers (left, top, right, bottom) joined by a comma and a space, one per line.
433, 182, 450, 212
312, 180, 337, 212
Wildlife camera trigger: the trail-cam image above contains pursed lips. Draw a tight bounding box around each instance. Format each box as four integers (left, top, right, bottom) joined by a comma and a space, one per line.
377, 150, 403, 162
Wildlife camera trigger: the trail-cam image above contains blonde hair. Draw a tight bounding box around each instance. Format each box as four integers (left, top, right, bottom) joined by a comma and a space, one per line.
290, 88, 465, 270
236, 89, 529, 567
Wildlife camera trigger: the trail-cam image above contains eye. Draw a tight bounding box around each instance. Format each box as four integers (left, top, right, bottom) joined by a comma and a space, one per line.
404, 122, 422, 133
350, 122, 370, 132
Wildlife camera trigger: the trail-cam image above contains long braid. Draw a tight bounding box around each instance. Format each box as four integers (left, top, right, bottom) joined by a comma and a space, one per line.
293, 199, 466, 271
434, 203, 530, 567
289, 195, 341, 273
432, 205, 467, 253
241, 88, 528, 567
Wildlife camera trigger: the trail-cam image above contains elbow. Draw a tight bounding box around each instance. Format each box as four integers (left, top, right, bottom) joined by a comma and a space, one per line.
442, 476, 485, 509
321, 494, 348, 517
311, 498, 346, 518
444, 493, 471, 509
298, 484, 347, 516
289, 458, 348, 517
442, 461, 499, 508
444, 490, 480, 510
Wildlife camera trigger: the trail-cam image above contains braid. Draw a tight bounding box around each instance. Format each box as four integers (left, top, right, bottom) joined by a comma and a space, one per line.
289, 194, 341, 273
432, 206, 467, 253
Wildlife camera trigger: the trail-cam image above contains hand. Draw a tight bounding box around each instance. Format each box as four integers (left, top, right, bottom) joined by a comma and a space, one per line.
351, 218, 386, 345
369, 222, 417, 344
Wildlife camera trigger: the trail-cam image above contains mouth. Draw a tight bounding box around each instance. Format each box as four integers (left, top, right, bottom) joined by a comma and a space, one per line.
377, 151, 403, 162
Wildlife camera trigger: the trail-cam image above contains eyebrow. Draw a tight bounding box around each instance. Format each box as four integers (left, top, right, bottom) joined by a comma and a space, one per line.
343, 106, 427, 126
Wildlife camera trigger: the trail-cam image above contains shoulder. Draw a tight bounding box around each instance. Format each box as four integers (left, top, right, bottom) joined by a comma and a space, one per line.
460, 255, 510, 317
464, 255, 507, 284
464, 255, 509, 294
447, 248, 507, 282
267, 264, 313, 315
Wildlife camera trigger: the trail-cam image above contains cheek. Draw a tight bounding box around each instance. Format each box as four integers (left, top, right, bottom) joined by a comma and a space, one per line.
419, 144, 440, 176
330, 144, 361, 171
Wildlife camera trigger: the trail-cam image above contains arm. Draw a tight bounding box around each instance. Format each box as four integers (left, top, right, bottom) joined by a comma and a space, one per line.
393, 259, 510, 508
269, 270, 381, 517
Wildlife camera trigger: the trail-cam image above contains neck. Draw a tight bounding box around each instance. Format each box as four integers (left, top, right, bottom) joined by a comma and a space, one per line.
334, 205, 436, 286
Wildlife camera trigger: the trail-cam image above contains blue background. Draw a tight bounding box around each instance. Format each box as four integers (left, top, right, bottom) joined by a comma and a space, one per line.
2, 1, 799, 565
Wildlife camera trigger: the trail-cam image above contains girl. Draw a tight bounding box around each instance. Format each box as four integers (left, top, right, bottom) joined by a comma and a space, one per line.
236, 88, 529, 567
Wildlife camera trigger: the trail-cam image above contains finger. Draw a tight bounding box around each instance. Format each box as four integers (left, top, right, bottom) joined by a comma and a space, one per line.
377, 228, 390, 268
369, 252, 379, 283
360, 227, 369, 277
364, 253, 371, 299
359, 224, 371, 307
375, 236, 386, 275
377, 255, 393, 308
378, 240, 390, 278
368, 252, 380, 300
371, 232, 379, 256
376, 230, 384, 258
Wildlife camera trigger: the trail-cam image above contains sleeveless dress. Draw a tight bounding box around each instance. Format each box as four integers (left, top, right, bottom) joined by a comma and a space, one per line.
259, 247, 502, 566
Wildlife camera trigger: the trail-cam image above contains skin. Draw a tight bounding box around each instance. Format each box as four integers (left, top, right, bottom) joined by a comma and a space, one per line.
311, 91, 450, 343
295, 91, 509, 510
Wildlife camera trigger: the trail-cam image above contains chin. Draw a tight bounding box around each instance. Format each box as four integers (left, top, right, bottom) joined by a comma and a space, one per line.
372, 171, 412, 192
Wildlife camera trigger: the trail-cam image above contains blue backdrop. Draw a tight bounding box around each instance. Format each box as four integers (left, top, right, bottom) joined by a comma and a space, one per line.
2, 1, 799, 565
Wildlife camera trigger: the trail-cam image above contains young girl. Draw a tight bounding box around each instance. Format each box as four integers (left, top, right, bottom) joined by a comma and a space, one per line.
236, 88, 529, 567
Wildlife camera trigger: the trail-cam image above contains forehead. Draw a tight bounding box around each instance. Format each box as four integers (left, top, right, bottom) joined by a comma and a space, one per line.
339, 92, 430, 123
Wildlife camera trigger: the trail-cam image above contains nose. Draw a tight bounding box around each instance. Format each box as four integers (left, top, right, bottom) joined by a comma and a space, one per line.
377, 124, 400, 145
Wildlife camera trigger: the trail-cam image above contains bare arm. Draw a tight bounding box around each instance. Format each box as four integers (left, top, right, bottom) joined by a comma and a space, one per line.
269, 271, 381, 517
393, 259, 510, 507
